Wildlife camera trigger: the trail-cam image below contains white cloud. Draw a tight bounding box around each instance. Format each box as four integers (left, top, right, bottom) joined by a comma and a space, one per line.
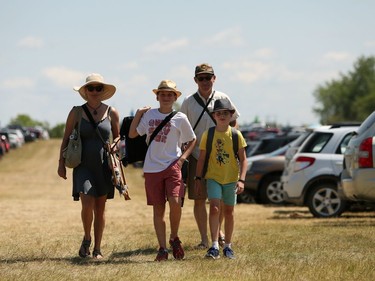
223, 59, 303, 84
17, 36, 43, 48
1, 77, 35, 89
364, 40, 375, 48
42, 67, 84, 88
254, 48, 275, 59
143, 37, 189, 54
223, 61, 271, 83
323, 52, 352, 62
118, 61, 140, 70
204, 26, 245, 47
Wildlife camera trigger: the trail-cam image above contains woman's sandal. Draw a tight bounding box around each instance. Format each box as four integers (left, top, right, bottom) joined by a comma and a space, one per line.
78, 237, 91, 258
93, 249, 103, 259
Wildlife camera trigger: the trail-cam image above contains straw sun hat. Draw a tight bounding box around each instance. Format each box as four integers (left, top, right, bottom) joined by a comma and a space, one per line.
152, 79, 182, 98
73, 73, 116, 101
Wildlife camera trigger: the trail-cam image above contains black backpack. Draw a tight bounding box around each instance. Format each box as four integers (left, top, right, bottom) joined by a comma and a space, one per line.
120, 116, 148, 166
119, 112, 177, 167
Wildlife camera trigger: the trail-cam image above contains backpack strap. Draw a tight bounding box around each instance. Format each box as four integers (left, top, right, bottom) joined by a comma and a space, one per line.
202, 127, 215, 177
202, 126, 239, 177
231, 127, 239, 157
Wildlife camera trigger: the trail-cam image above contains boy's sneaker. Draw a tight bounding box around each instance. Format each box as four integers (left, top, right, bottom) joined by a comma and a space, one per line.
155, 247, 168, 261
205, 247, 220, 259
223, 247, 235, 259
169, 237, 184, 260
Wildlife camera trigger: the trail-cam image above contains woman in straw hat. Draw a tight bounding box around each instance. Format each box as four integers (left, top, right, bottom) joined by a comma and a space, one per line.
129, 80, 196, 261
58, 73, 120, 259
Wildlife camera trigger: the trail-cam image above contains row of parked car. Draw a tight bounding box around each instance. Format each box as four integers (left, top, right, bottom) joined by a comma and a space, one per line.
239, 116, 375, 218
0, 125, 49, 159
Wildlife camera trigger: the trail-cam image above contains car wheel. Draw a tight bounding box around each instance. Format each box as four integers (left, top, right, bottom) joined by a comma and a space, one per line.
237, 189, 255, 204
259, 174, 285, 204
306, 183, 348, 218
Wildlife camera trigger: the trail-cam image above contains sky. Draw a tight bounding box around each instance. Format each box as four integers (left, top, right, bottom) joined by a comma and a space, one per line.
1, 0, 375, 129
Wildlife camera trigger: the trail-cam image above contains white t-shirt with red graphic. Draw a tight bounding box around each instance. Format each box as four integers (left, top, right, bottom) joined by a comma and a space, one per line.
136, 108, 196, 173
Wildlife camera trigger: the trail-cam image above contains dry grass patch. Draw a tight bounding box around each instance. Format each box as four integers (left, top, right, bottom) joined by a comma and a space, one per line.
1, 139, 375, 280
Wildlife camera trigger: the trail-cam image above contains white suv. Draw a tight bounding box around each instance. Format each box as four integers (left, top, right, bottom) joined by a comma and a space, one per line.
281, 124, 359, 217
340, 112, 375, 202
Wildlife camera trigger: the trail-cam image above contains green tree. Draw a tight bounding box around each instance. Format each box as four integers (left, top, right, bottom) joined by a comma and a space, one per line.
49, 123, 65, 138
9, 114, 49, 129
313, 56, 375, 124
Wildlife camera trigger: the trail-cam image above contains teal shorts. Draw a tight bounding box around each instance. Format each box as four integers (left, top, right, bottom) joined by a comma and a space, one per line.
206, 179, 237, 206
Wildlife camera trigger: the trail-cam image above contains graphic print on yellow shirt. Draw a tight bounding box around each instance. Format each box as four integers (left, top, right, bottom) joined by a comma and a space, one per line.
215, 138, 230, 166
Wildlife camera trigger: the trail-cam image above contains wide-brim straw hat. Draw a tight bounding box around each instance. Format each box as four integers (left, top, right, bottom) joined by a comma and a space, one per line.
73, 73, 116, 101
152, 79, 182, 98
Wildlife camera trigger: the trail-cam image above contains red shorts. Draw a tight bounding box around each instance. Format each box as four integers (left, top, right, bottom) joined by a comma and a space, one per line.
144, 160, 184, 205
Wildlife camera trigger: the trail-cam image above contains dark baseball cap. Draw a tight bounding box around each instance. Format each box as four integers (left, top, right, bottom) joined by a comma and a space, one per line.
195, 63, 214, 76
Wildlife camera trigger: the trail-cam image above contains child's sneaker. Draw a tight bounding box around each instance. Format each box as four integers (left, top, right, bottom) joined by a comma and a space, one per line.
205, 247, 220, 259
155, 247, 168, 261
169, 237, 184, 260
223, 247, 235, 259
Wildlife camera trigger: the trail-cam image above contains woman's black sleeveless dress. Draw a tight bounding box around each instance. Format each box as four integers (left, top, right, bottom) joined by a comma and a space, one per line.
72, 112, 114, 201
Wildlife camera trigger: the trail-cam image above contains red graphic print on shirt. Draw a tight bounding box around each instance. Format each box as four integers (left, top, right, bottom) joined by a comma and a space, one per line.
148, 119, 171, 143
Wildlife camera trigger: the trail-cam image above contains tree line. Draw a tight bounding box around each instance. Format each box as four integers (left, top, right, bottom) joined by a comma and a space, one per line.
313, 55, 375, 124
6, 55, 375, 138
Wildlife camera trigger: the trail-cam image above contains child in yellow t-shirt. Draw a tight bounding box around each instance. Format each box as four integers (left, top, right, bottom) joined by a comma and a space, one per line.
195, 99, 247, 259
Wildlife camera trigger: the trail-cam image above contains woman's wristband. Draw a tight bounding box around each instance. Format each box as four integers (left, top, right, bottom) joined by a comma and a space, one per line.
238, 179, 245, 183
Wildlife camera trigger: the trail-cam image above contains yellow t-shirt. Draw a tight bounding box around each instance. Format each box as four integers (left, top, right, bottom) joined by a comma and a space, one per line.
199, 127, 247, 184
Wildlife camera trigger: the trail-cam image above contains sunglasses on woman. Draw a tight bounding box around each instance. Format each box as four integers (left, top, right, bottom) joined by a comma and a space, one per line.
86, 85, 103, 92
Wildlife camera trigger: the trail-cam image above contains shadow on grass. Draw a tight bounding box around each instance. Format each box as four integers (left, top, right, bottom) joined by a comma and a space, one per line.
269, 208, 375, 226
0, 247, 158, 266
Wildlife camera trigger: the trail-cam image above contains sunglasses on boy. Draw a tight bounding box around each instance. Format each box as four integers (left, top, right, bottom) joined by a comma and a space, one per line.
86, 85, 104, 92
196, 75, 213, 82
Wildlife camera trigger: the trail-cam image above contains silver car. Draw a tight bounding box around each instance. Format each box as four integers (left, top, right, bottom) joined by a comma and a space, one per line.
340, 112, 375, 201
281, 124, 359, 217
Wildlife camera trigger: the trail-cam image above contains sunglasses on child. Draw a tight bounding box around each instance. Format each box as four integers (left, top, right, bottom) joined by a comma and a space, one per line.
196, 75, 213, 82
86, 85, 104, 92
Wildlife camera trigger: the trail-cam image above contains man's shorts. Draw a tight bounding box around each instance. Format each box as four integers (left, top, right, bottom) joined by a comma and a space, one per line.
206, 179, 237, 206
186, 155, 207, 200
144, 160, 184, 205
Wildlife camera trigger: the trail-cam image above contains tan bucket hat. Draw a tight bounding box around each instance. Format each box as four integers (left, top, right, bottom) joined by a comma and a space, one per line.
73, 73, 116, 101
152, 79, 182, 98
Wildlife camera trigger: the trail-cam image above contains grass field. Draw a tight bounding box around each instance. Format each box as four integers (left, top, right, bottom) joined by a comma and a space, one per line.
1, 139, 375, 281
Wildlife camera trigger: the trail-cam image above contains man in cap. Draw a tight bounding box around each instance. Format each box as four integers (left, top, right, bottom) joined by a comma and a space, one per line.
180, 63, 240, 249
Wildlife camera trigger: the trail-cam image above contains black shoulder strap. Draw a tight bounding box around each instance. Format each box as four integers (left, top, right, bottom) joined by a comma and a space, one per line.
149, 111, 177, 145
82, 104, 107, 146
231, 127, 238, 155
202, 126, 215, 177
193, 92, 216, 129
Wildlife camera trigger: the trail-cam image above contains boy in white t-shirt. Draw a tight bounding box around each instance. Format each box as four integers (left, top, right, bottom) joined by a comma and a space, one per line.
129, 80, 196, 261
195, 99, 247, 259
